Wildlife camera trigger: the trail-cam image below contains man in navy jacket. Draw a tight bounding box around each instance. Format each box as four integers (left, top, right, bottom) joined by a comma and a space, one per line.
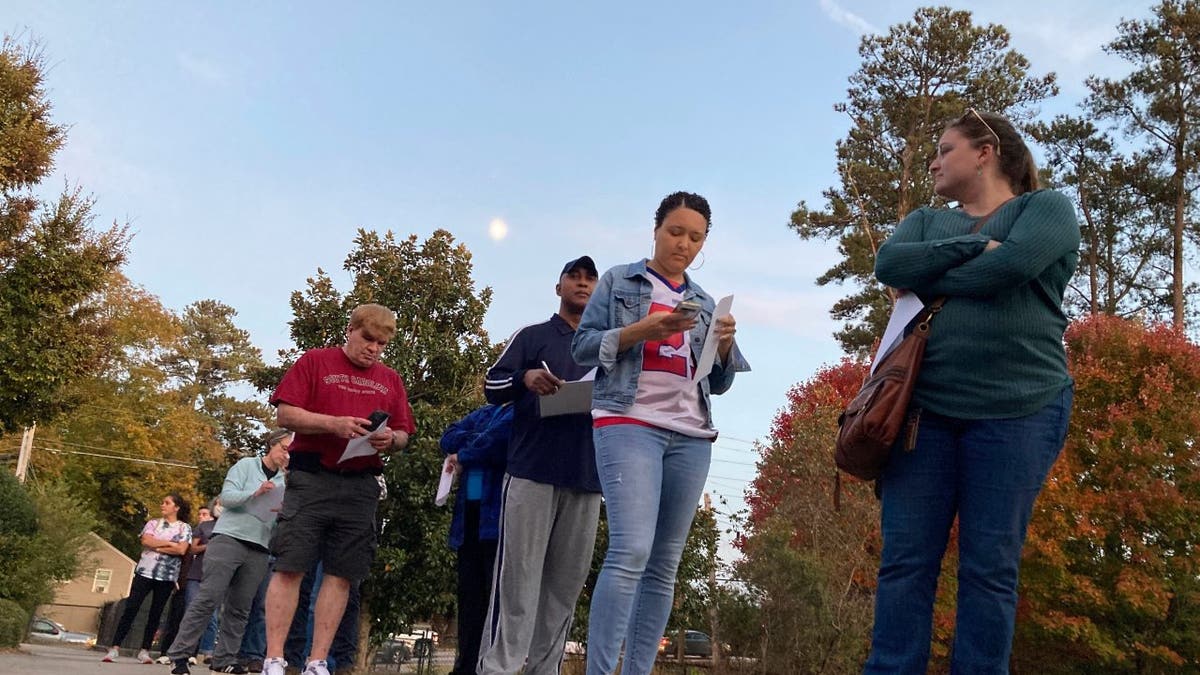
476, 256, 601, 675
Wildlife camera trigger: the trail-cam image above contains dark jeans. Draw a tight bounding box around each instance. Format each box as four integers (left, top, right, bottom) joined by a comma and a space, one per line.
284, 562, 361, 670
866, 385, 1073, 674
112, 574, 175, 650
156, 586, 188, 654
452, 501, 497, 675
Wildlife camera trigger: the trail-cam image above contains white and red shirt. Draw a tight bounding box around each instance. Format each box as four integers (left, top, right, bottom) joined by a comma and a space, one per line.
594, 271, 714, 438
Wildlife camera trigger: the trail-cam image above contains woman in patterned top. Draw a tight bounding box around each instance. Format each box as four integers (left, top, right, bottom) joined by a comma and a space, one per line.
102, 493, 192, 664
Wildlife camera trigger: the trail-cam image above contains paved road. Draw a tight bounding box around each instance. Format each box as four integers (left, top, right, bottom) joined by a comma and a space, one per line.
1, 642, 145, 675
0, 642, 459, 674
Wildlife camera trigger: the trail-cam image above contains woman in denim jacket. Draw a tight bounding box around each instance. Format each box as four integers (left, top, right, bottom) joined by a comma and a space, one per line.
571, 191, 749, 675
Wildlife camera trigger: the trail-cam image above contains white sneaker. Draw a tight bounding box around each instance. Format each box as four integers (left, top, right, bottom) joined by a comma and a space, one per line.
156, 655, 172, 665
301, 660, 330, 675
101, 647, 119, 662
137, 649, 153, 664
189, 657, 198, 665
261, 658, 287, 675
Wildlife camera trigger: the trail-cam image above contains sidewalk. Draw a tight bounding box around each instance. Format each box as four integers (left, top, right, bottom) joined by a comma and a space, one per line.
0, 642, 167, 675
0, 642, 456, 674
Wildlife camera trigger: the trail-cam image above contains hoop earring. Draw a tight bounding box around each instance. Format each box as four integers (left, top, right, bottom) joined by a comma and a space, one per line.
689, 251, 706, 271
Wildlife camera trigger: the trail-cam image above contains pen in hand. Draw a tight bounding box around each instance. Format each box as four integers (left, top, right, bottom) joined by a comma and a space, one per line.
541, 361, 555, 378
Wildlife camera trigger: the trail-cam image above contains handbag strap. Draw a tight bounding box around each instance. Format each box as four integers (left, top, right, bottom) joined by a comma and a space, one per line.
919, 201, 1008, 320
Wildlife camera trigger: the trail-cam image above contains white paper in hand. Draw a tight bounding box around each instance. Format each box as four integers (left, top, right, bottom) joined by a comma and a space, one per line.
245, 484, 286, 522
693, 295, 734, 382
435, 456, 456, 506
339, 414, 389, 464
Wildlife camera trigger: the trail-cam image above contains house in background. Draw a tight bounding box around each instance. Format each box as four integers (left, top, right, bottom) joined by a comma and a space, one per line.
36, 532, 135, 634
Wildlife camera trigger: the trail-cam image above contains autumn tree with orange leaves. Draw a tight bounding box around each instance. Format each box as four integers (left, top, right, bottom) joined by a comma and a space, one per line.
740, 315, 1200, 673
736, 359, 879, 674
1014, 314, 1200, 672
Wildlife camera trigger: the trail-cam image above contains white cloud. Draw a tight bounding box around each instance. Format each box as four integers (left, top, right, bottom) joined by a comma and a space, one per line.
819, 0, 879, 36
177, 52, 227, 86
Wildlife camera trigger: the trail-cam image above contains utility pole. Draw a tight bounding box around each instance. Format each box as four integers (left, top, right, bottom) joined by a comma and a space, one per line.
15, 424, 35, 483
704, 492, 723, 672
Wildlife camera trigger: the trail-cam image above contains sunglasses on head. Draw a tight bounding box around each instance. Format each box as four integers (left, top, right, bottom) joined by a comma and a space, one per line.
962, 108, 1002, 157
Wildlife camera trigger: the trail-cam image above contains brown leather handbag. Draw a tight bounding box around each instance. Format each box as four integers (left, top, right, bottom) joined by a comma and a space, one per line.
835, 206, 1001, 482
835, 301, 941, 480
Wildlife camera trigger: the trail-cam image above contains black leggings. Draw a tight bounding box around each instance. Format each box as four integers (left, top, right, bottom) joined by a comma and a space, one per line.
111, 574, 176, 650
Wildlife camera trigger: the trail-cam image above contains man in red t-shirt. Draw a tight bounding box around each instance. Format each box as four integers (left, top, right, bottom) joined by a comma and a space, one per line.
260, 304, 416, 675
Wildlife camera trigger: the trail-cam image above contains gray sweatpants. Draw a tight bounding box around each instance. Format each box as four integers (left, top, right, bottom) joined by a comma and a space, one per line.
476, 475, 601, 675
167, 534, 269, 668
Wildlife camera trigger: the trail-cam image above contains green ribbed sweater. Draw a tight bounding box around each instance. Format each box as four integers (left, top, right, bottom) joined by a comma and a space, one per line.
875, 189, 1081, 419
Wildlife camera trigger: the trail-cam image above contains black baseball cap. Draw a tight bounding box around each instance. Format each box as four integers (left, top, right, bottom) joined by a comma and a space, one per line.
560, 255, 598, 277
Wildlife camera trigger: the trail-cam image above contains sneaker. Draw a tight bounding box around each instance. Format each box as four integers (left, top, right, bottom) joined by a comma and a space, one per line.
157, 655, 173, 665
244, 659, 264, 673
171, 659, 192, 675
137, 649, 154, 664
189, 657, 198, 665
262, 658, 287, 675
301, 660, 329, 675
102, 647, 119, 662
210, 665, 247, 674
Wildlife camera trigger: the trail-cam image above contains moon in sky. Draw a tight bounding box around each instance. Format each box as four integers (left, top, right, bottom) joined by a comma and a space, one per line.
488, 218, 509, 241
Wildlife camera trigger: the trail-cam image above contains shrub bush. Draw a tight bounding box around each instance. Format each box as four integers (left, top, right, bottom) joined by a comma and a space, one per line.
0, 598, 28, 648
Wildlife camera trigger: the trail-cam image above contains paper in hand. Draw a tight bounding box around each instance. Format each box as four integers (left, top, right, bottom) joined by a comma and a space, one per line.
339, 413, 389, 463
693, 295, 734, 382
435, 456, 456, 506
245, 483, 286, 522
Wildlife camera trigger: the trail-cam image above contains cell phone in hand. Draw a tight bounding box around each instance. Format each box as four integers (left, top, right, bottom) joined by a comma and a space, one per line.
672, 300, 701, 319
366, 410, 389, 432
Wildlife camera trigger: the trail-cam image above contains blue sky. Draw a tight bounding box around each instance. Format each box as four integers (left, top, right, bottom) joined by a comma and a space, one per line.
7, 0, 1152, 540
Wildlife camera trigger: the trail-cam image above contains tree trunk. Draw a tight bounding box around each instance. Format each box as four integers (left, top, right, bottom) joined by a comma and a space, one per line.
354, 604, 372, 673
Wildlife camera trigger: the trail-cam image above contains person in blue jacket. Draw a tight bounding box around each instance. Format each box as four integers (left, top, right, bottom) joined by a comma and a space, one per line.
440, 403, 513, 675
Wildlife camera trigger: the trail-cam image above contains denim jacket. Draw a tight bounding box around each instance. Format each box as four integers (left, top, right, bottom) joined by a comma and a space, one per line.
571, 259, 751, 429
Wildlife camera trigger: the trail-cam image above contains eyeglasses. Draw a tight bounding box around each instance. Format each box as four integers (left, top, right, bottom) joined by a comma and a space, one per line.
963, 108, 1001, 157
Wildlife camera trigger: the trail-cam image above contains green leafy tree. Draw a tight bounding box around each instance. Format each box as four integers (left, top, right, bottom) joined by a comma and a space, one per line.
0, 472, 97, 612
267, 229, 494, 665
0, 36, 129, 432
1029, 115, 1174, 320
26, 274, 223, 555
1086, 0, 1200, 331
788, 7, 1056, 356
159, 299, 272, 495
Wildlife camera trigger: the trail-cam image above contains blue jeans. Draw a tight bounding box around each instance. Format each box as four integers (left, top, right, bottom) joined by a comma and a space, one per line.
586, 424, 712, 675
185, 579, 219, 654
865, 385, 1073, 674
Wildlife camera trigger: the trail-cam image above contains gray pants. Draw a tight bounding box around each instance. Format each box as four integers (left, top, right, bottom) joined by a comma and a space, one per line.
167, 535, 270, 668
476, 476, 600, 675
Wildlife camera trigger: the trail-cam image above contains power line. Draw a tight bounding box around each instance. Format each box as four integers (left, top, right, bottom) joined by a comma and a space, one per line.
33, 437, 184, 462
718, 434, 759, 446
37, 445, 198, 470
713, 443, 758, 455
710, 457, 756, 468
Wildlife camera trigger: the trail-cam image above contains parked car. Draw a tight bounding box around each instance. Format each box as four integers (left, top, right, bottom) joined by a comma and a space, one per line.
373, 628, 437, 665
373, 639, 412, 665
28, 617, 97, 646
659, 630, 719, 658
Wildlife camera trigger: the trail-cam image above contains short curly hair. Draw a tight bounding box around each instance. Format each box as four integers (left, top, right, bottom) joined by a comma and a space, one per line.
654, 191, 711, 234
